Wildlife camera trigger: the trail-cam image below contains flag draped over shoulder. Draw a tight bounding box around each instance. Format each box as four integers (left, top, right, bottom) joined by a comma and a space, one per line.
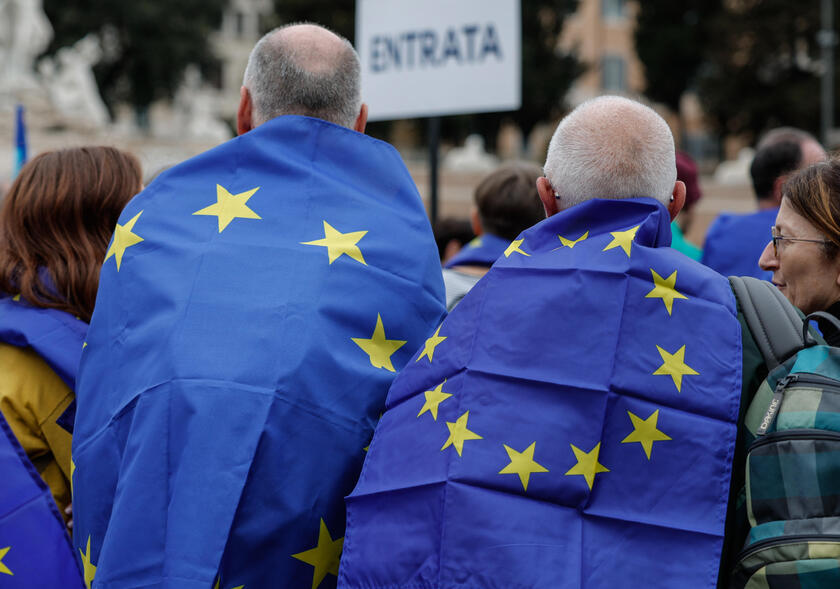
339, 198, 743, 589
0, 410, 84, 587
443, 233, 509, 268
72, 115, 445, 589
0, 296, 87, 391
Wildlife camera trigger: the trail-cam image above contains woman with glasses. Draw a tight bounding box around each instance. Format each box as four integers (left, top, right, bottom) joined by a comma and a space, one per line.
758, 158, 840, 342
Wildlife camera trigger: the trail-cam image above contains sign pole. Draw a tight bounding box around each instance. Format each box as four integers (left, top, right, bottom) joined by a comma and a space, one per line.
428, 116, 441, 224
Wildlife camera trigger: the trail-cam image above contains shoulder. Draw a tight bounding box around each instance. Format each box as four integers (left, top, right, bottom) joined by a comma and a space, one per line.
0, 343, 72, 422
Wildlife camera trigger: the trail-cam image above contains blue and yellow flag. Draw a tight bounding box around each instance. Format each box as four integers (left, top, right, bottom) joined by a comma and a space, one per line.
443, 233, 509, 268
339, 198, 743, 588
72, 115, 445, 588
0, 410, 84, 587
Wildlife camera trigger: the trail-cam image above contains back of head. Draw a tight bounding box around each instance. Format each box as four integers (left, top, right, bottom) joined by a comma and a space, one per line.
750, 127, 825, 201
782, 158, 840, 258
543, 95, 676, 208
243, 23, 361, 128
0, 146, 142, 321
474, 162, 544, 241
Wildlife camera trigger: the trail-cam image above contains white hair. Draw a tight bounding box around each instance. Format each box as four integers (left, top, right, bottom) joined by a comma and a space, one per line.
543, 96, 677, 207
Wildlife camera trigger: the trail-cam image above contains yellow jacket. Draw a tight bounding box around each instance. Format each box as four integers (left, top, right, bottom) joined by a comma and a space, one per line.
0, 343, 74, 521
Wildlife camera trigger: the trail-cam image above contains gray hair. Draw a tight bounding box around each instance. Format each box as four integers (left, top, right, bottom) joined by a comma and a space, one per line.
243, 23, 362, 128
543, 96, 677, 208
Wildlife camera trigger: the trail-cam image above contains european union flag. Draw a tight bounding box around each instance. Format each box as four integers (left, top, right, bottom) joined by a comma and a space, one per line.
72, 115, 445, 588
0, 295, 87, 391
339, 198, 743, 588
13, 105, 27, 178
0, 411, 84, 587
443, 233, 510, 268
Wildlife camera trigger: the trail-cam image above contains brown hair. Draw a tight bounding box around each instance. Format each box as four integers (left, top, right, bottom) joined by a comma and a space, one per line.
783, 158, 840, 259
474, 162, 545, 242
0, 147, 142, 321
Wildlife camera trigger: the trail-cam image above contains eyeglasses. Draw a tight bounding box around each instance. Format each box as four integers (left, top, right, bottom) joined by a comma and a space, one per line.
770, 226, 831, 256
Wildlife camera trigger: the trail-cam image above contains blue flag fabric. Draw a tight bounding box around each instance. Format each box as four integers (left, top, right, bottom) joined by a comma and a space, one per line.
443, 233, 509, 268
13, 105, 27, 177
701, 209, 775, 280
0, 410, 84, 587
0, 295, 87, 433
339, 198, 743, 588
72, 115, 446, 589
0, 295, 87, 391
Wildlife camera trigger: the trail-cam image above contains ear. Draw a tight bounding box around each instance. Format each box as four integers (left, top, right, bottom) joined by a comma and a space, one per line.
668, 180, 686, 222
237, 86, 254, 136
470, 207, 483, 236
537, 177, 559, 217
771, 175, 786, 206
353, 103, 368, 134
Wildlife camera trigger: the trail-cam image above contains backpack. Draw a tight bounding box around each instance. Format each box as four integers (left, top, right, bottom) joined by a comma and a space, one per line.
729, 276, 840, 588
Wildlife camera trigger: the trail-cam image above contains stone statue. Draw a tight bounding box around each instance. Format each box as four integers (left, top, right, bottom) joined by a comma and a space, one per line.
443, 134, 499, 172
0, 0, 53, 90
39, 34, 110, 128
172, 65, 232, 143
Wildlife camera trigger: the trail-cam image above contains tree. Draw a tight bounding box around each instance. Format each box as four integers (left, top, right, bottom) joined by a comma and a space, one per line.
43, 0, 226, 117
634, 0, 722, 112
696, 0, 826, 139
270, 0, 583, 149
635, 0, 832, 141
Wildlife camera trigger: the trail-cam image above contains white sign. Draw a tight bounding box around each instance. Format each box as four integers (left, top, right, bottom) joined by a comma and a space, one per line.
356, 0, 521, 121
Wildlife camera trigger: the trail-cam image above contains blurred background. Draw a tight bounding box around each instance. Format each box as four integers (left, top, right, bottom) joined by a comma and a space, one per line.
1, 0, 838, 244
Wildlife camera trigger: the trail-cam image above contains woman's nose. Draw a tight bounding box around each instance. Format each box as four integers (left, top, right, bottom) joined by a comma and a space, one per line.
758, 240, 778, 271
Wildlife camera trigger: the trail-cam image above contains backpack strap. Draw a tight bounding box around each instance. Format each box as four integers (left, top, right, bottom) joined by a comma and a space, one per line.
729, 276, 805, 370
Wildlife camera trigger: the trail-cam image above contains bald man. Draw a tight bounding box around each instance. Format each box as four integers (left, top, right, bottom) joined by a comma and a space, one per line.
72, 23, 445, 589
338, 97, 743, 589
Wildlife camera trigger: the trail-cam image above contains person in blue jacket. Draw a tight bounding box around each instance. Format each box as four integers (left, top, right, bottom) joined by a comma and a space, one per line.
702, 128, 825, 279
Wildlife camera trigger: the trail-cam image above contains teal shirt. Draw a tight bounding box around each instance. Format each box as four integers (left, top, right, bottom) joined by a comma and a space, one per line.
671, 221, 702, 260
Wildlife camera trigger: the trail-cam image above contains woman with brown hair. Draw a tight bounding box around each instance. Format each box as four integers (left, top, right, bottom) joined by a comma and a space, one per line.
0, 146, 141, 522
758, 157, 840, 343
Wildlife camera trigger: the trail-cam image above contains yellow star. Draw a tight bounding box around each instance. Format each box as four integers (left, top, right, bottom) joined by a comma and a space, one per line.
558, 230, 589, 248
0, 547, 11, 576
193, 184, 261, 232
621, 410, 672, 459
498, 442, 549, 491
645, 269, 687, 315
351, 314, 406, 372
441, 410, 483, 456
416, 326, 446, 363
654, 345, 699, 393
417, 380, 452, 420
564, 442, 609, 490
79, 536, 96, 589
291, 519, 343, 589
11, 294, 19, 302
301, 221, 368, 265
603, 225, 640, 257
504, 238, 530, 257
105, 211, 144, 271
213, 576, 244, 589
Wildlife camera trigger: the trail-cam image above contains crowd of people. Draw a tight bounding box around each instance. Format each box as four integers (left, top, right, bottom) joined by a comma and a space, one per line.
3, 20, 840, 589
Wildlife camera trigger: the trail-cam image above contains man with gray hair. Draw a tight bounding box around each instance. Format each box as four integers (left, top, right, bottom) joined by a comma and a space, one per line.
338, 96, 742, 589
72, 22, 445, 589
